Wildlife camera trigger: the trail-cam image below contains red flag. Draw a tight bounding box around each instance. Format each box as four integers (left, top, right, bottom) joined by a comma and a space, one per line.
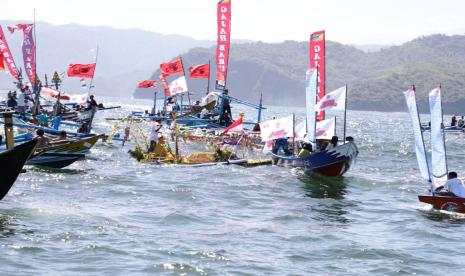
159, 74, 171, 96
160, 59, 183, 77
309, 30, 325, 121
137, 80, 157, 89
215, 0, 231, 90
67, 63, 96, 78
189, 64, 210, 78
223, 117, 243, 134
0, 26, 20, 80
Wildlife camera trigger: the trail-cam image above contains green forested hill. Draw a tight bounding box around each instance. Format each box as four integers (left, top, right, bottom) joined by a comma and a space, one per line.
135, 34, 465, 114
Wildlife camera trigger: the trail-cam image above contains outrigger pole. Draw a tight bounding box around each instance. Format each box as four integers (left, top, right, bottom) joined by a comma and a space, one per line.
88, 44, 99, 93
343, 83, 348, 143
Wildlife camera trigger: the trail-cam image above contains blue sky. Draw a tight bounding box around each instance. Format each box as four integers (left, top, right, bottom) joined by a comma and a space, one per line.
1, 0, 464, 44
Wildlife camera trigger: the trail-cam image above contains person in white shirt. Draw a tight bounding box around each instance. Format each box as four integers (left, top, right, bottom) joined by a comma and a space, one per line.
436, 172, 465, 197
148, 119, 162, 152
17, 92, 26, 114
325, 136, 339, 151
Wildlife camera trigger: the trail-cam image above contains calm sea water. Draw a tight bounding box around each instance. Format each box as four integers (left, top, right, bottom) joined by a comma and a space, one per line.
1, 97, 465, 275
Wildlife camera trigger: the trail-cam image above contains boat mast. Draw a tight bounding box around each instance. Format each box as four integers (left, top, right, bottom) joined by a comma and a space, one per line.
343, 84, 348, 143
257, 92, 263, 124
32, 8, 40, 115
207, 59, 211, 94
413, 84, 432, 182
439, 83, 448, 173
88, 44, 99, 93
313, 67, 318, 144
179, 56, 191, 108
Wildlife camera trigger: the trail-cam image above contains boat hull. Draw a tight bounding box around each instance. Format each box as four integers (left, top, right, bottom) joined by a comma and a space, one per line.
418, 195, 465, 213
27, 135, 99, 168
273, 142, 358, 177
0, 139, 38, 200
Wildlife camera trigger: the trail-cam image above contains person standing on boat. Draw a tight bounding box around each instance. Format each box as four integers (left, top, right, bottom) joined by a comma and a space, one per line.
17, 92, 26, 114
87, 95, 98, 114
148, 119, 163, 153
458, 116, 465, 128
451, 115, 457, 127
435, 172, 465, 197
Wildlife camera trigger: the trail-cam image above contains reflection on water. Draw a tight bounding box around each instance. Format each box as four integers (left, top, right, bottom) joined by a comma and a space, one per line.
298, 171, 352, 224
421, 208, 465, 223
299, 172, 347, 199
0, 215, 17, 238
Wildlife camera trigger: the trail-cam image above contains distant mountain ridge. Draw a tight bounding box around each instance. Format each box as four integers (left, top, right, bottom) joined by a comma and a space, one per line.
0, 21, 214, 96
136, 34, 465, 114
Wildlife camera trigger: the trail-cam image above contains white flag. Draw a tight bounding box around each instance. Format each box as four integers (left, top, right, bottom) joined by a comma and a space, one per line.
294, 120, 307, 141
316, 117, 336, 140
295, 117, 335, 141
259, 115, 294, 142
169, 76, 188, 95
315, 86, 346, 112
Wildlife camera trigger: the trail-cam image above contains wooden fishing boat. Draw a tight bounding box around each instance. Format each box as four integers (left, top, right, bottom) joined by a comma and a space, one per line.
0, 139, 38, 200
27, 135, 100, 168
273, 141, 358, 176
418, 195, 465, 213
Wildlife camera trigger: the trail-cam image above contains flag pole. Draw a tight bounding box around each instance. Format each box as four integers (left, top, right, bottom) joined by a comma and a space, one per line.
152, 88, 157, 115
179, 56, 191, 108
207, 59, 211, 94
343, 84, 348, 143
292, 113, 296, 154
88, 44, 99, 93
313, 67, 318, 144
32, 8, 40, 115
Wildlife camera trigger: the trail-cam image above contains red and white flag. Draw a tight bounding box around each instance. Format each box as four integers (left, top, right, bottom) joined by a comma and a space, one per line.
259, 115, 294, 142
168, 76, 188, 95
160, 59, 184, 77
8, 24, 35, 83
41, 87, 70, 100
223, 117, 243, 134
294, 117, 335, 141
137, 80, 157, 89
315, 86, 346, 112
315, 117, 336, 140
0, 26, 19, 79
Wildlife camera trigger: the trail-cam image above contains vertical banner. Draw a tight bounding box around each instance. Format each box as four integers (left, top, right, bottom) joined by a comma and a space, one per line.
309, 30, 325, 121
0, 26, 19, 79
403, 88, 431, 182
9, 24, 36, 84
215, 0, 231, 91
428, 86, 448, 189
305, 69, 318, 143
